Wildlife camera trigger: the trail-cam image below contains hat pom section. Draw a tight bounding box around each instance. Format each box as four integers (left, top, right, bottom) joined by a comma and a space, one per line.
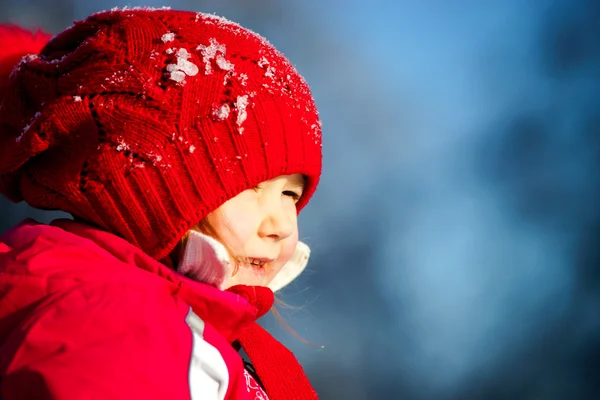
0, 25, 52, 97
0, 25, 52, 202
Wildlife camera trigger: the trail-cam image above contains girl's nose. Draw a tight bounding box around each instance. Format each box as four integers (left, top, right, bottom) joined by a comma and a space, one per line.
258, 201, 295, 240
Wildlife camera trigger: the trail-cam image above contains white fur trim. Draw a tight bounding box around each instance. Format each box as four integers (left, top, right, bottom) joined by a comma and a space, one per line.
268, 241, 311, 292
178, 231, 310, 291
178, 231, 232, 289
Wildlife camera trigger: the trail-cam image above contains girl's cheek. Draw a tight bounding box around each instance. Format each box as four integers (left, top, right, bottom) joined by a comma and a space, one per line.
220, 206, 256, 241
280, 234, 299, 264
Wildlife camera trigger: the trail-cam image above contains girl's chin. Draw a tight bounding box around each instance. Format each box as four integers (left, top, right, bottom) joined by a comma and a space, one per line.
223, 269, 271, 289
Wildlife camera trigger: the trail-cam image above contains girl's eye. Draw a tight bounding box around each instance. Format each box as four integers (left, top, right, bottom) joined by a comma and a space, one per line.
282, 190, 301, 201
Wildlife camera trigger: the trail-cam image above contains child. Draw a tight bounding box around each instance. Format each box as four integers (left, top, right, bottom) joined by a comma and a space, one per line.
0, 7, 322, 400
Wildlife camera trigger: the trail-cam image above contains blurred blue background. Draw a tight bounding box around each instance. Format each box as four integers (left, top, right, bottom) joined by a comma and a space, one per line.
2, 1, 599, 398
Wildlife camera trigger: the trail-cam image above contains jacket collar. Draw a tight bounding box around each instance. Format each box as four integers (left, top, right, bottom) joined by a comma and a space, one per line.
50, 219, 260, 341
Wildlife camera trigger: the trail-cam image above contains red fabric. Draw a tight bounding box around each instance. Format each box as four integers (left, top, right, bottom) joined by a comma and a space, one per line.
228, 285, 318, 399
227, 285, 274, 319
0, 8, 322, 261
239, 324, 318, 400
0, 25, 52, 95
0, 220, 317, 399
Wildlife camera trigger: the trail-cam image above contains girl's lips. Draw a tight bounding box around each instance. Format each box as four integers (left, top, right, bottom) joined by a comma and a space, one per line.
249, 257, 275, 263
237, 256, 276, 265
236, 257, 275, 278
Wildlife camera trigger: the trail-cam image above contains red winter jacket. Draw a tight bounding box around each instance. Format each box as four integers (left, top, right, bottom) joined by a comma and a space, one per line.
0, 219, 316, 399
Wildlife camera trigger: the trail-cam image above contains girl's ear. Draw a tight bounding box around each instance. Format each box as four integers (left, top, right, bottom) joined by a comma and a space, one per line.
268, 241, 310, 292
177, 230, 233, 289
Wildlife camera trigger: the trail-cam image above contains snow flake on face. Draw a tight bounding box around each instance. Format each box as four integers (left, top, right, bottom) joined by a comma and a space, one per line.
161, 32, 175, 43
213, 103, 231, 121
166, 48, 199, 83
73, 96, 82, 102
235, 95, 249, 134
166, 48, 175, 55
189, 145, 196, 153
196, 38, 226, 75
238, 73, 248, 86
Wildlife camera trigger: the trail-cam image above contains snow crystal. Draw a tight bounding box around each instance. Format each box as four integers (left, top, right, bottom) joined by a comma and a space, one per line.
16, 130, 26, 143
166, 48, 199, 83
215, 55, 234, 71
196, 38, 226, 75
16, 112, 42, 142
258, 57, 269, 68
238, 73, 248, 86
257, 57, 276, 78
169, 70, 186, 83
213, 104, 231, 121
189, 145, 196, 153
166, 48, 175, 55
106, 71, 126, 85
222, 71, 233, 86
197, 12, 277, 53
109, 6, 171, 12
73, 96, 82, 102
47, 53, 69, 65
235, 95, 249, 133
202, 14, 239, 27
161, 32, 175, 43
265, 66, 275, 78
148, 153, 163, 163
200, 13, 248, 36
116, 139, 130, 152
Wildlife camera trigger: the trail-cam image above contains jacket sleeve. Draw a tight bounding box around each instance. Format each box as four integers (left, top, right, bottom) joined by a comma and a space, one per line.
0, 280, 229, 400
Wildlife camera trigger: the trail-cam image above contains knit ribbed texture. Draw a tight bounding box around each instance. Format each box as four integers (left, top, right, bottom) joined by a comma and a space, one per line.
0, 9, 322, 261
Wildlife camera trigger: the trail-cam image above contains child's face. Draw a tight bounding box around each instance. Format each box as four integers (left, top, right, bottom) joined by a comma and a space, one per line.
207, 174, 305, 289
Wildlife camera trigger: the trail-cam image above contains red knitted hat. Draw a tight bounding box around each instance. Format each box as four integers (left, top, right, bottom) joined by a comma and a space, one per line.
0, 8, 322, 260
